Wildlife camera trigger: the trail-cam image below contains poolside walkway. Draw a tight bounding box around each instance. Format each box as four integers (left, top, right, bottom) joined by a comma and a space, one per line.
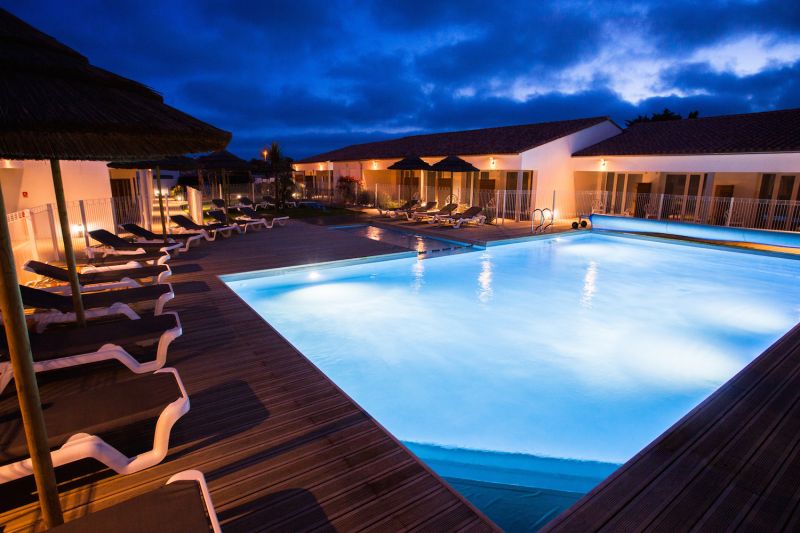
361, 211, 577, 246
0, 221, 496, 532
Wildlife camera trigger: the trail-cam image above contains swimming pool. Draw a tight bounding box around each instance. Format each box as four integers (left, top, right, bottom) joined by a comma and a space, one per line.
224, 233, 800, 529
332, 223, 469, 254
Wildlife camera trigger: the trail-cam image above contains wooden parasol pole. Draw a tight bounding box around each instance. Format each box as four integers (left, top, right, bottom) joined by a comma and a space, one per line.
0, 185, 63, 527
154, 165, 168, 243
223, 170, 229, 214
50, 159, 85, 326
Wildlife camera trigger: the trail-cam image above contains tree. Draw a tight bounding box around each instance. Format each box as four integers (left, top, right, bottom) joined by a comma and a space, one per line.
625, 108, 700, 127
265, 142, 295, 209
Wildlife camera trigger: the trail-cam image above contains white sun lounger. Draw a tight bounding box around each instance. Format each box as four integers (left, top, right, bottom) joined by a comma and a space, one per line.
49, 469, 221, 533
0, 366, 189, 483
0, 311, 182, 392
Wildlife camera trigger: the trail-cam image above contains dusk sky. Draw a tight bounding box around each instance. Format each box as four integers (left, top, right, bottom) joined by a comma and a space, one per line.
6, 0, 800, 160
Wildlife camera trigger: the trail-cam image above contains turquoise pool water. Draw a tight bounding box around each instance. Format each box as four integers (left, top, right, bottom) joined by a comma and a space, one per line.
224, 233, 800, 529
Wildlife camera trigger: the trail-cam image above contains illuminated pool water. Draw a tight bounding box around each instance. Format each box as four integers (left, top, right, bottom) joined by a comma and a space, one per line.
224, 233, 800, 529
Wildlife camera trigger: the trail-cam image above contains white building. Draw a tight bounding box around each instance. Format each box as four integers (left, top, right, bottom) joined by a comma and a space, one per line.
293, 117, 622, 218
573, 108, 800, 229
295, 108, 800, 228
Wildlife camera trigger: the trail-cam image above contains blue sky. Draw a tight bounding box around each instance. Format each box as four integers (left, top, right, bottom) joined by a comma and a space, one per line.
5, 0, 800, 159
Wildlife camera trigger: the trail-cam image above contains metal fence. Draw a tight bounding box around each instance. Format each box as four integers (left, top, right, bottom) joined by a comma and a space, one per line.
576, 190, 800, 232
372, 183, 540, 223
7, 196, 145, 282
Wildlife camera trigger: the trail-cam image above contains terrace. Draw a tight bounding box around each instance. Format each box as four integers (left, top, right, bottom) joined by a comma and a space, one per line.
3, 6, 800, 532
2, 218, 800, 531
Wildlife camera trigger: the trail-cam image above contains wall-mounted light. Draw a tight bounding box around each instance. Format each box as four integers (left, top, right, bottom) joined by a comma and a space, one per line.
318, 163, 324, 171
372, 160, 378, 170
490, 157, 496, 169
600, 159, 607, 169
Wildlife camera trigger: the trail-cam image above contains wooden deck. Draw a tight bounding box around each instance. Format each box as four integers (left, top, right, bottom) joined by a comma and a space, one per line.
0, 221, 496, 532
544, 321, 800, 532
359, 210, 576, 246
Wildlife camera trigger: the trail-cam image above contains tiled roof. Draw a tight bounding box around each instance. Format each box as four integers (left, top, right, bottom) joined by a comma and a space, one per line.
574, 108, 800, 157
297, 116, 613, 163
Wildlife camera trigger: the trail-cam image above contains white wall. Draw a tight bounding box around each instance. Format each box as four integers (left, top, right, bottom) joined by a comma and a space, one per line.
572, 152, 800, 174
294, 153, 524, 178
0, 159, 113, 213
521, 120, 622, 217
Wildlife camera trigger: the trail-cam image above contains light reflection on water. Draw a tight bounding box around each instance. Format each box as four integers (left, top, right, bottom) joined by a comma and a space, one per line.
581, 260, 598, 309
226, 234, 800, 464
478, 253, 493, 303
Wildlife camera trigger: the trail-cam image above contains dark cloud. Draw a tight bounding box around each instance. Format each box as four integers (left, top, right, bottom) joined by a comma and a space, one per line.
3, 0, 799, 159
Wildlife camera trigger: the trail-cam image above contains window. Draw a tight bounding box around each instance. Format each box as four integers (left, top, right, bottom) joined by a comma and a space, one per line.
777, 175, 796, 201
505, 172, 518, 190
759, 174, 776, 199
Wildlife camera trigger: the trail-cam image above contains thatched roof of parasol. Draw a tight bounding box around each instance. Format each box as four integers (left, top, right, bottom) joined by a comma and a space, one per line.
387, 155, 432, 171
196, 150, 250, 171
0, 8, 231, 161
108, 155, 200, 171
430, 155, 479, 173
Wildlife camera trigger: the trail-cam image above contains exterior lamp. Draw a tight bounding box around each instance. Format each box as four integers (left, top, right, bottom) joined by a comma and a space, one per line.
490, 157, 496, 169
600, 158, 607, 169
372, 160, 378, 170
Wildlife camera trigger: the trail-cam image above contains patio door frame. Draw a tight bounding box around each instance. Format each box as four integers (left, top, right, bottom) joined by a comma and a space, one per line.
662, 172, 705, 219
757, 173, 800, 230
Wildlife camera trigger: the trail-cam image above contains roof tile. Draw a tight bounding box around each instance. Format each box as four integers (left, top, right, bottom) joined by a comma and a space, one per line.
574, 108, 800, 156
298, 116, 612, 163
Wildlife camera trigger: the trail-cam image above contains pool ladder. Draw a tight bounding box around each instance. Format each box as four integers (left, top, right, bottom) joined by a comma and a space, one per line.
531, 208, 554, 234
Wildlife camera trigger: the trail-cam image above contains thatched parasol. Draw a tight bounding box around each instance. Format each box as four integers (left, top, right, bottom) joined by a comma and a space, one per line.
388, 156, 431, 202
0, 8, 230, 527
431, 156, 479, 204
387, 155, 432, 171
197, 149, 249, 170
198, 150, 250, 210
109, 157, 201, 241
0, 16, 230, 160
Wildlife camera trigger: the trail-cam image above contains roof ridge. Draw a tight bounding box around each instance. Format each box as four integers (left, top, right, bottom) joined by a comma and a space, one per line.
627, 107, 800, 129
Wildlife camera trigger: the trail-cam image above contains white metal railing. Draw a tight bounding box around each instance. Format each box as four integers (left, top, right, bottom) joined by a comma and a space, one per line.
576, 190, 800, 232
371, 182, 544, 224
6, 196, 146, 281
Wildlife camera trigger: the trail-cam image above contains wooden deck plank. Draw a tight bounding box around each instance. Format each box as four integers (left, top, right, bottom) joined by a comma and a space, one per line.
0, 220, 496, 532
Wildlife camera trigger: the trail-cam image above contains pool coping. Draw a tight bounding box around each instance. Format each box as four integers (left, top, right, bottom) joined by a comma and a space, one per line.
593, 229, 800, 261
220, 249, 419, 282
